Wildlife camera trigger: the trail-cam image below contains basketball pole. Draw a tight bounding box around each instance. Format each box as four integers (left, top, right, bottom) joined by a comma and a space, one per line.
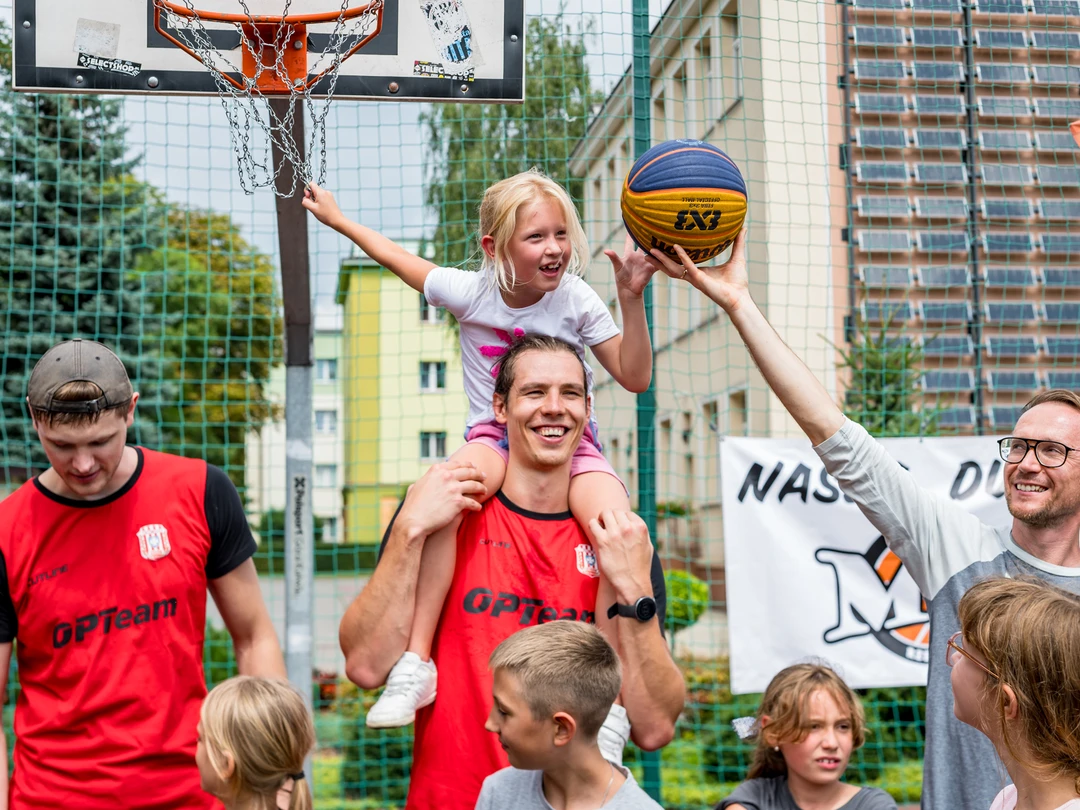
269, 97, 316, 780
631, 0, 662, 800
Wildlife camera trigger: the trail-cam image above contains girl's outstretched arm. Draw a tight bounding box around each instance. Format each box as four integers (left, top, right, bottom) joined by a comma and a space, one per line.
302, 182, 437, 293
590, 238, 658, 393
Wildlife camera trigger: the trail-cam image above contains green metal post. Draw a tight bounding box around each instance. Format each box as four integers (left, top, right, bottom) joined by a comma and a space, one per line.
631, 0, 661, 800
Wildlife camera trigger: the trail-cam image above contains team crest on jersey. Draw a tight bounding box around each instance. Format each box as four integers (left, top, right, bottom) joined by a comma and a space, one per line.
574, 544, 599, 578
137, 523, 172, 561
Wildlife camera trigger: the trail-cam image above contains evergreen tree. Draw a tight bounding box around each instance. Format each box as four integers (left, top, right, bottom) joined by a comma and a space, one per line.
0, 27, 170, 482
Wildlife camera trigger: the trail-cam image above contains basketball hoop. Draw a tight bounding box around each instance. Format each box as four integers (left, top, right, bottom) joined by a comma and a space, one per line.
153, 0, 385, 195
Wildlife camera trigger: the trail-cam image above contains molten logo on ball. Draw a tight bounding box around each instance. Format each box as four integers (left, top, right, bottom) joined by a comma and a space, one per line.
621, 139, 748, 261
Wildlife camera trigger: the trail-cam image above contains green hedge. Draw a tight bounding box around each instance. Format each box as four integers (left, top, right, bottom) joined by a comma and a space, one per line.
252, 509, 378, 576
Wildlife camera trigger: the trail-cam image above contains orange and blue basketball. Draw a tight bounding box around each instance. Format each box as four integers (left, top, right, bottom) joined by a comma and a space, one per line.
620, 140, 747, 263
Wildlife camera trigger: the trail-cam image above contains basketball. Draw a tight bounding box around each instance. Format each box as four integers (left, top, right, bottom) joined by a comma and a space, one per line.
620, 139, 747, 263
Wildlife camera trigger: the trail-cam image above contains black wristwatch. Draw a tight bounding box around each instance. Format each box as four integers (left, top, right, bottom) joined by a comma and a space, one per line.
607, 596, 658, 622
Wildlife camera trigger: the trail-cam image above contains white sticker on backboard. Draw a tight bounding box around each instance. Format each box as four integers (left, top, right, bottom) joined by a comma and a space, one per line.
419, 0, 485, 70
72, 18, 121, 59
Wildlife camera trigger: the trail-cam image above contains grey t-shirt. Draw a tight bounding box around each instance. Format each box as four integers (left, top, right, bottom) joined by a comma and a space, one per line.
717, 776, 896, 810
815, 420, 1080, 810
475, 765, 663, 810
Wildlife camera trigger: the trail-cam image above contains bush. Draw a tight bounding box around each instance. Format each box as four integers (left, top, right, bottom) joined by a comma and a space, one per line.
203, 622, 238, 689
253, 509, 378, 576
336, 681, 413, 802
664, 570, 710, 634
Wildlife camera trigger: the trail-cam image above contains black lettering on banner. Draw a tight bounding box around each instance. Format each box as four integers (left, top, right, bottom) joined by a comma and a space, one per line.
134, 604, 150, 625
813, 467, 840, 503
580, 610, 595, 623
951, 461, 982, 500
75, 613, 98, 642
559, 608, 578, 620
777, 463, 811, 503
463, 587, 493, 614
738, 462, 784, 502
115, 609, 133, 630
490, 592, 520, 618
53, 622, 72, 648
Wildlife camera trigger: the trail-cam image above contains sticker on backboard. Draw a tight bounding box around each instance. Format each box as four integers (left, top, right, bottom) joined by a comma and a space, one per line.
413, 60, 475, 81
420, 0, 484, 69
77, 53, 142, 77
73, 18, 120, 58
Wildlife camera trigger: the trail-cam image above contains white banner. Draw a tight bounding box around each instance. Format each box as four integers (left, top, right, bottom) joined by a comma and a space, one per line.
721, 434, 1010, 694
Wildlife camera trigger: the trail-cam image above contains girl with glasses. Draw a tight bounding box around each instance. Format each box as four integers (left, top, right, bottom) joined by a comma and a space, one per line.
952, 577, 1080, 810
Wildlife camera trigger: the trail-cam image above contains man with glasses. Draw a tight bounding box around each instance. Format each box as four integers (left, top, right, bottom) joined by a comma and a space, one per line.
648, 233, 1080, 810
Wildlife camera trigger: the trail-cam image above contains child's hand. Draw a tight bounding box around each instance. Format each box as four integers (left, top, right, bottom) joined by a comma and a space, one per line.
649, 227, 750, 313
605, 235, 661, 298
301, 182, 345, 229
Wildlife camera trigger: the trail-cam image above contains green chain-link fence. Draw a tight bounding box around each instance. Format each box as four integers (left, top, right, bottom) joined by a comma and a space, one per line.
3, 0, 1078, 803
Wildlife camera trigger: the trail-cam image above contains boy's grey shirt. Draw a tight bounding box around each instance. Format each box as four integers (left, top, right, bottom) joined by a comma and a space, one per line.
815, 419, 1080, 810
475, 765, 663, 810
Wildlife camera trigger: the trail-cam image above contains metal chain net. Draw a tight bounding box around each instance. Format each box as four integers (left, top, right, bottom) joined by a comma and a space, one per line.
159, 0, 383, 195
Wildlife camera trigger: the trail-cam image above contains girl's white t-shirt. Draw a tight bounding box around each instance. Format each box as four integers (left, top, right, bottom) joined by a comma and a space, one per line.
423, 266, 620, 429
990, 785, 1080, 810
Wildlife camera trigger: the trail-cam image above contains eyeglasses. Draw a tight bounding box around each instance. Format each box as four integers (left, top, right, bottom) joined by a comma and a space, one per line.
998, 437, 1077, 469
946, 631, 998, 680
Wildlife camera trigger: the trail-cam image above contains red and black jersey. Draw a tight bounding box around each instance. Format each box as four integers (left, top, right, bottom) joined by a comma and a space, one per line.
402, 492, 667, 810
0, 448, 256, 810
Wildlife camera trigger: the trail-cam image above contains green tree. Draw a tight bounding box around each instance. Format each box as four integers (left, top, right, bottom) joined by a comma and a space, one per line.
0, 23, 170, 482
422, 14, 603, 268
836, 322, 939, 438
133, 207, 282, 488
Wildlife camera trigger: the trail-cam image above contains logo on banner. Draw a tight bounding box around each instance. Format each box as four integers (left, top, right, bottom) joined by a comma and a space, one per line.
137, 524, 172, 561
815, 535, 930, 664
575, 544, 600, 578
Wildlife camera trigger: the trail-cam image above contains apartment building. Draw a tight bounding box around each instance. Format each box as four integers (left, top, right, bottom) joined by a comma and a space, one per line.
335, 244, 469, 546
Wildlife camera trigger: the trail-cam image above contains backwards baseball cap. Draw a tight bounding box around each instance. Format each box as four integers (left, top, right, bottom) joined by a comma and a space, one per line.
27, 339, 133, 414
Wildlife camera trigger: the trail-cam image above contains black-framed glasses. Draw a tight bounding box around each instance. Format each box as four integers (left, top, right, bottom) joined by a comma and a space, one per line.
998, 437, 1077, 469
946, 631, 999, 680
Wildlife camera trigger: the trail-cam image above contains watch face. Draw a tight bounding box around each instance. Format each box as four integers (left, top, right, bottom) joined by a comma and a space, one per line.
635, 597, 657, 622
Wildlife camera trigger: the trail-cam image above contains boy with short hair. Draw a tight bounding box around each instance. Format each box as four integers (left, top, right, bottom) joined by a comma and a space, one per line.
477, 621, 664, 810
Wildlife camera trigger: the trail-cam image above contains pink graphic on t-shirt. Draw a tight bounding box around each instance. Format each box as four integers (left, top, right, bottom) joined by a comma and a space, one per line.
480, 327, 526, 377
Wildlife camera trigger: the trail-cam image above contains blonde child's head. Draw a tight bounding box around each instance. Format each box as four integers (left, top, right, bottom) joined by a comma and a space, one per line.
197, 676, 315, 810
477, 169, 589, 292
955, 576, 1080, 794
746, 663, 867, 782
485, 622, 621, 770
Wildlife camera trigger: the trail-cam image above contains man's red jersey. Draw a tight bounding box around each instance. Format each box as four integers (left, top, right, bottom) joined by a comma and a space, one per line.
0, 448, 256, 809
404, 492, 665, 810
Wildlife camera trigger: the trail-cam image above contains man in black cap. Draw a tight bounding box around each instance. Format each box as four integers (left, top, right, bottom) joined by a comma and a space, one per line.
0, 338, 285, 809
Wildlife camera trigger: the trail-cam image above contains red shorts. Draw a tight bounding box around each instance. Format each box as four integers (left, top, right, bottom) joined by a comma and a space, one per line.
464, 420, 623, 486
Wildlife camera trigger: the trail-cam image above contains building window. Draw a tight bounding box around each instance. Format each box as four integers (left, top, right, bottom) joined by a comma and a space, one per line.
315, 464, 337, 488
315, 410, 338, 435
420, 431, 447, 460
728, 390, 748, 436
316, 358, 337, 382
420, 361, 447, 392
321, 516, 338, 543
696, 28, 717, 121
420, 294, 445, 323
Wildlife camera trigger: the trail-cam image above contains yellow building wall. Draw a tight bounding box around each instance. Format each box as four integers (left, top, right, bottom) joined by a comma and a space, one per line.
339, 258, 469, 545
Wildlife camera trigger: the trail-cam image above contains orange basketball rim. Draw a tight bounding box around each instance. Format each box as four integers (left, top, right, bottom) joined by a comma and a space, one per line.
153, 0, 385, 94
